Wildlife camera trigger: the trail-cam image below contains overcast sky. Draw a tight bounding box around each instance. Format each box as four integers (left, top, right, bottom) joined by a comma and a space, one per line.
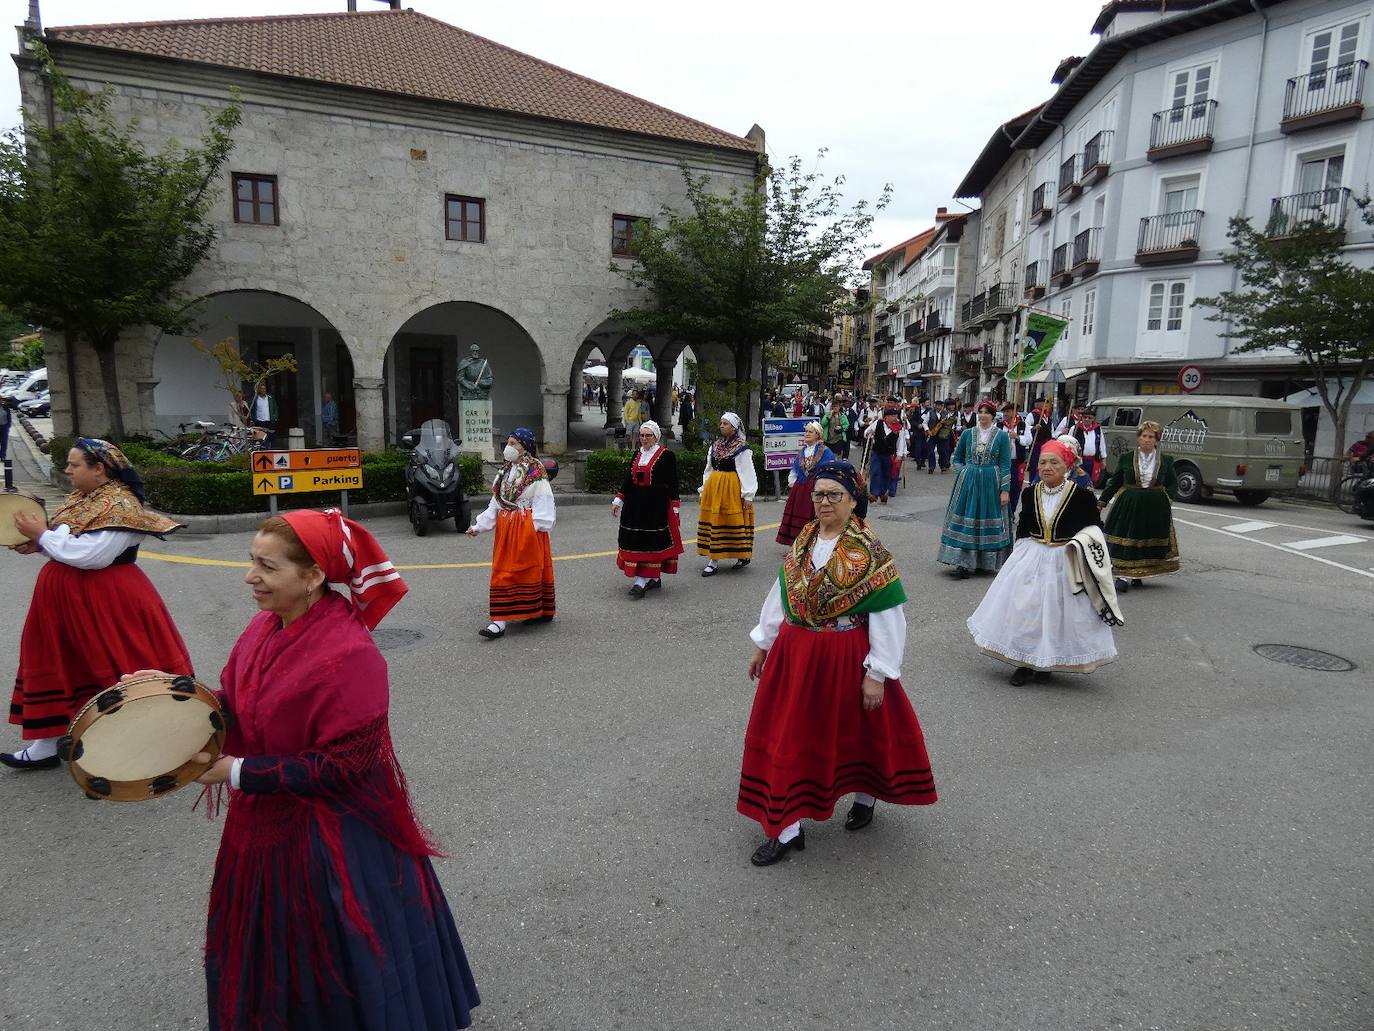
2, 0, 1099, 254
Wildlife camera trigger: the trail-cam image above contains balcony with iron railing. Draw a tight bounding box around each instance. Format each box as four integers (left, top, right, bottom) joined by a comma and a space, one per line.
1058, 155, 1080, 199
1149, 100, 1217, 160
1031, 181, 1054, 223
1051, 242, 1071, 285
904, 319, 921, 342
984, 338, 1013, 370
983, 283, 1016, 322
1267, 188, 1351, 238
965, 292, 987, 327
1024, 260, 1046, 300
1071, 227, 1101, 277
1137, 210, 1202, 265
1080, 131, 1113, 185
1282, 60, 1368, 133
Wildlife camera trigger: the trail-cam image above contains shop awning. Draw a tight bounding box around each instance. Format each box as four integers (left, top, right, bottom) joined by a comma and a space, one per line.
1019, 365, 1088, 384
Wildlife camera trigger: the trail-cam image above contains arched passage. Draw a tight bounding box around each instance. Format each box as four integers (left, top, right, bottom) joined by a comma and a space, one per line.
384, 302, 545, 450
150, 290, 352, 445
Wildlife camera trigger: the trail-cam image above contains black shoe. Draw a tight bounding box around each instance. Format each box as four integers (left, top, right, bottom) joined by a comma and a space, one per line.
750, 828, 805, 867
646, 578, 662, 592
955, 567, 970, 579
0, 749, 61, 771
1033, 670, 1052, 682
1115, 577, 1130, 593
628, 584, 646, 599
701, 565, 718, 577
1009, 666, 1035, 686
478, 624, 506, 640
734, 558, 751, 570
531, 614, 555, 623
844, 802, 875, 831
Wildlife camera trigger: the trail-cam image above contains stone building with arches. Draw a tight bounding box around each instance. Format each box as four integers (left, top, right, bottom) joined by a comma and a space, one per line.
15, 7, 762, 450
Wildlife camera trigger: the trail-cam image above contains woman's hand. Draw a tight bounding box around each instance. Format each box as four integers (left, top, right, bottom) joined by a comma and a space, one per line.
747, 647, 768, 681
1000, 491, 1010, 506
192, 752, 236, 785
861, 675, 885, 711
610, 504, 620, 519
465, 527, 478, 537
13, 510, 45, 542
120, 669, 170, 682
742, 498, 753, 511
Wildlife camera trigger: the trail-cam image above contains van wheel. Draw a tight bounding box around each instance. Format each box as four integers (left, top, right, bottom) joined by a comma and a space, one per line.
1174, 463, 1203, 504
1234, 490, 1270, 507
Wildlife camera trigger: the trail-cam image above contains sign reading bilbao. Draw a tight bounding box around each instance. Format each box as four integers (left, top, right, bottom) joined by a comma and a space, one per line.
251, 449, 364, 496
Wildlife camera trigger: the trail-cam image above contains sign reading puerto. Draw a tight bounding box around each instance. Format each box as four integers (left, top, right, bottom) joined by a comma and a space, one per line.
1178, 364, 1204, 393
762, 417, 810, 472
252, 448, 363, 496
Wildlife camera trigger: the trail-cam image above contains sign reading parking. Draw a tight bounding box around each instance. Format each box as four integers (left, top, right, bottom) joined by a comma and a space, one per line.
762, 417, 810, 472
253, 469, 364, 496
1178, 365, 1204, 393
252, 449, 364, 497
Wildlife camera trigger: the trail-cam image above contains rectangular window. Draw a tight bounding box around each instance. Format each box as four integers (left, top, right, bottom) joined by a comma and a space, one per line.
1082, 288, 1096, 337
1166, 281, 1186, 331
1114, 407, 1142, 428
1142, 278, 1190, 355
232, 173, 278, 226
1256, 411, 1293, 435
1298, 152, 1344, 195
445, 195, 485, 242
1309, 21, 1361, 84
1146, 282, 1166, 331
1060, 298, 1072, 344
612, 214, 647, 257
1011, 189, 1025, 241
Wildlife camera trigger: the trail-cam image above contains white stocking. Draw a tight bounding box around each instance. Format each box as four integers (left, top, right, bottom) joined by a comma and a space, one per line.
778, 821, 802, 843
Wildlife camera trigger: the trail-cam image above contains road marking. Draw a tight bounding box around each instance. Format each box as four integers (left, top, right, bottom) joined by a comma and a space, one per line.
140, 522, 783, 571
1283, 534, 1367, 551
1174, 518, 1374, 580
1180, 506, 1374, 542
1220, 520, 1277, 533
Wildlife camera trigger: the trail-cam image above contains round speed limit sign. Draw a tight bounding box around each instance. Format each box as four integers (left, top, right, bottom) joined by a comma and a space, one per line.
1178, 365, 1204, 392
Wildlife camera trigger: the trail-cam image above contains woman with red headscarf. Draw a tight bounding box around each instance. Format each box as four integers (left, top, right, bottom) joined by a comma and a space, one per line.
966, 441, 1120, 686
154, 509, 479, 1030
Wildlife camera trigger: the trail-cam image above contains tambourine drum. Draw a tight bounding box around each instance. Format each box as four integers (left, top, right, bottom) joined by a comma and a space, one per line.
0, 492, 46, 547
60, 674, 226, 802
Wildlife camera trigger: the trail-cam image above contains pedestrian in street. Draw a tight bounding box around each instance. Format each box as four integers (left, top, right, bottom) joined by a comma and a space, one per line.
937, 400, 1012, 578
3, 438, 193, 770
967, 441, 1122, 686
1027, 397, 1054, 482
622, 390, 642, 450
864, 403, 905, 504
777, 421, 836, 546
189, 509, 480, 1030
698, 412, 756, 576
612, 421, 682, 598
959, 400, 976, 431
907, 398, 929, 469
465, 428, 556, 638
249, 381, 279, 448
678, 389, 694, 434
927, 399, 958, 474
597, 384, 606, 413
823, 399, 849, 460
738, 459, 937, 866
320, 390, 339, 443
1098, 419, 1180, 593
1001, 401, 1030, 522
0, 399, 11, 463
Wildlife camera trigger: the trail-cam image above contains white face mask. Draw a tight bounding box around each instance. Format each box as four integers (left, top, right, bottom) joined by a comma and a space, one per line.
503, 445, 520, 463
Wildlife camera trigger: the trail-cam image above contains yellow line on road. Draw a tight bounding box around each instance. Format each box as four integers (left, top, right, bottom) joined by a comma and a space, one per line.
140, 522, 782, 571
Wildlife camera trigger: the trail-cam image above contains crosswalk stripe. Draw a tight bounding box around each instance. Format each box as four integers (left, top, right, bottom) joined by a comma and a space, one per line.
1221, 520, 1277, 533
1283, 534, 1366, 551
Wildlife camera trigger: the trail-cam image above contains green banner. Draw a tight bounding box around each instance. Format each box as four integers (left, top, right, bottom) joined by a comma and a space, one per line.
1007, 311, 1069, 380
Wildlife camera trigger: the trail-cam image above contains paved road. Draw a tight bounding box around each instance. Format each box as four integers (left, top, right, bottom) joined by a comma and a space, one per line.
1, 465, 1371, 1031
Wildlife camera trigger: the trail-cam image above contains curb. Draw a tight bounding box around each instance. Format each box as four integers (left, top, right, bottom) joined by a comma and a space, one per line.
17, 412, 48, 453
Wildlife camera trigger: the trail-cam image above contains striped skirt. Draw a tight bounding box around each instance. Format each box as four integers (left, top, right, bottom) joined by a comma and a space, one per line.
697, 471, 754, 560
489, 508, 555, 622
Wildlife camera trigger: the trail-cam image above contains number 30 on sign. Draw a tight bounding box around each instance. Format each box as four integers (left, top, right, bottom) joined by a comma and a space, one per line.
1178, 365, 1204, 393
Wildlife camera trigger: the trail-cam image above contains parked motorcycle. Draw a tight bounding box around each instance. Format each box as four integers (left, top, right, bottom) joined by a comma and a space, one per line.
402, 419, 470, 536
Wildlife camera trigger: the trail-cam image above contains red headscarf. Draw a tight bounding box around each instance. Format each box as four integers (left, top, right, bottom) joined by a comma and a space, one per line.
1040, 440, 1077, 467
282, 509, 407, 629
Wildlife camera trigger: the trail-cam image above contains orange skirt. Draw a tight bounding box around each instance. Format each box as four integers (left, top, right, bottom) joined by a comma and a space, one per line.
490, 508, 555, 621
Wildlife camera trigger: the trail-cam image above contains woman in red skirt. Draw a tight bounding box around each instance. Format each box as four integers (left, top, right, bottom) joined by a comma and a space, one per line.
775, 421, 835, 546
466, 427, 556, 640
3, 438, 191, 770
739, 459, 936, 866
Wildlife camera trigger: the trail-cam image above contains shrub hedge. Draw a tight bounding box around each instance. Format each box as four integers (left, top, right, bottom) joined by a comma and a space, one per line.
47, 435, 484, 515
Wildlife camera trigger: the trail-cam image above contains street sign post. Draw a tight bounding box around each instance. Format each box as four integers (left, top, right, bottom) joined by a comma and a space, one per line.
251, 448, 364, 515
762, 416, 810, 500
1178, 365, 1204, 393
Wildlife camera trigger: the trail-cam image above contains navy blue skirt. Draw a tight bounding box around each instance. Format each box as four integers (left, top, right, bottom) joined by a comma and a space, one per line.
207, 812, 479, 1030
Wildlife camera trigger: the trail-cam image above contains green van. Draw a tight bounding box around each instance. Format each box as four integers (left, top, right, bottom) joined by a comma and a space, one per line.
1091, 395, 1305, 506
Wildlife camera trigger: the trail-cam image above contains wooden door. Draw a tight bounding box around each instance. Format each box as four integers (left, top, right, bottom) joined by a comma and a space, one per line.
410, 346, 443, 428
256, 342, 299, 429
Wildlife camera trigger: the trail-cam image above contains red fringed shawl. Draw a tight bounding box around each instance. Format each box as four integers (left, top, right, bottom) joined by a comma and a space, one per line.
207, 591, 438, 1029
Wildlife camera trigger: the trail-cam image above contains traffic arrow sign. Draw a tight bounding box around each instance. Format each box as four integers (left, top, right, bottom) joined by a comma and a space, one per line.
256, 477, 274, 493
253, 453, 273, 471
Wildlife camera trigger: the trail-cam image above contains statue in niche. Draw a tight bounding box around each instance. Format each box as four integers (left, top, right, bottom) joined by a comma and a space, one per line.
456, 342, 493, 400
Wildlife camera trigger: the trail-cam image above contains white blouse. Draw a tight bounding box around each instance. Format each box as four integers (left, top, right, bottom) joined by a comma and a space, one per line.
1138, 449, 1159, 488
38, 526, 142, 570
700, 444, 758, 502
473, 467, 556, 533
749, 532, 907, 681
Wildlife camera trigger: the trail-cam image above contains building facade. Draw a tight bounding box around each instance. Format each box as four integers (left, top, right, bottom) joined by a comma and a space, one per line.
14, 9, 761, 450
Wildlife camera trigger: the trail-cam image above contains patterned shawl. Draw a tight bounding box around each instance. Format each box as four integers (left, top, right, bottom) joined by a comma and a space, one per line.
49, 481, 180, 537
780, 516, 907, 627
711, 432, 749, 464
492, 456, 548, 510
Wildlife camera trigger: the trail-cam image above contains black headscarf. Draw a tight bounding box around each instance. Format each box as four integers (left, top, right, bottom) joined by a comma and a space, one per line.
812, 459, 868, 519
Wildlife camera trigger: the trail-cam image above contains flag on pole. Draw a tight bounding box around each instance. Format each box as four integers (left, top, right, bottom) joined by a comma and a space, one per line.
1007, 311, 1069, 381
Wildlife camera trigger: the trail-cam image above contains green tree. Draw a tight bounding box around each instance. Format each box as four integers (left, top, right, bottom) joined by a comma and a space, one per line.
193, 337, 299, 425
611, 152, 888, 426
0, 302, 31, 346
0, 45, 241, 440
1196, 213, 1374, 498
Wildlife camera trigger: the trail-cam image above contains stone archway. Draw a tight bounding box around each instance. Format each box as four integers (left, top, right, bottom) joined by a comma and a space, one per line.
383, 301, 545, 451
149, 290, 352, 446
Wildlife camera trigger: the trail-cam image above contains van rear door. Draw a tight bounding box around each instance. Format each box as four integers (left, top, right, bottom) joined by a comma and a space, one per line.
1251, 408, 1303, 489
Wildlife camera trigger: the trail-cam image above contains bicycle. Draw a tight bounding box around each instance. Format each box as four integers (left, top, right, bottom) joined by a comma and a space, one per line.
1335, 459, 1373, 514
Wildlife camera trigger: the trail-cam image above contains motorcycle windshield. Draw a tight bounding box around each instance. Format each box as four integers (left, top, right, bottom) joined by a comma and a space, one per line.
415, 420, 458, 464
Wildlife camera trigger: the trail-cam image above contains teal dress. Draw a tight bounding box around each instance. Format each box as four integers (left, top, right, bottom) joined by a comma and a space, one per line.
937, 426, 1012, 571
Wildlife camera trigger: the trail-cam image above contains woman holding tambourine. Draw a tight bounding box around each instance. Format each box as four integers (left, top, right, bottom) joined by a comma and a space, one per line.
3, 438, 192, 772
133, 510, 480, 1029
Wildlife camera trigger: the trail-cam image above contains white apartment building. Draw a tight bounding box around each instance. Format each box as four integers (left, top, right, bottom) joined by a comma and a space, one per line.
989, 0, 1374, 403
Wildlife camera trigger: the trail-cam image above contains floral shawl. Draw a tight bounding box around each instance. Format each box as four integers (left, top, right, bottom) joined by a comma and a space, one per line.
492, 457, 548, 510
711, 432, 749, 464
780, 517, 907, 627
49, 481, 180, 537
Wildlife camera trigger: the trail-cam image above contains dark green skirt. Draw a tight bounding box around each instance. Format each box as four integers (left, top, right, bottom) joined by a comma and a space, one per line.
1103, 486, 1179, 577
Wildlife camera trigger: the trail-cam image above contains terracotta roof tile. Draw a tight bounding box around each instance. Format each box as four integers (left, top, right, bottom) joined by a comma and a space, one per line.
47, 10, 757, 153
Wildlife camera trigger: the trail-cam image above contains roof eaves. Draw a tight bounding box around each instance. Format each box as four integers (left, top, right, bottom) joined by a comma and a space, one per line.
953, 104, 1044, 199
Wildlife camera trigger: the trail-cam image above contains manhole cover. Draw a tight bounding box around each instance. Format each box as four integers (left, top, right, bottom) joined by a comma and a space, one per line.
873, 512, 921, 522
1253, 644, 1356, 672
371, 627, 425, 652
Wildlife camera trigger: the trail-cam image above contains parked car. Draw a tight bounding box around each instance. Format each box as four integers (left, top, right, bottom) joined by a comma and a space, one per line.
3, 367, 47, 409
1093, 394, 1305, 506
19, 391, 50, 417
